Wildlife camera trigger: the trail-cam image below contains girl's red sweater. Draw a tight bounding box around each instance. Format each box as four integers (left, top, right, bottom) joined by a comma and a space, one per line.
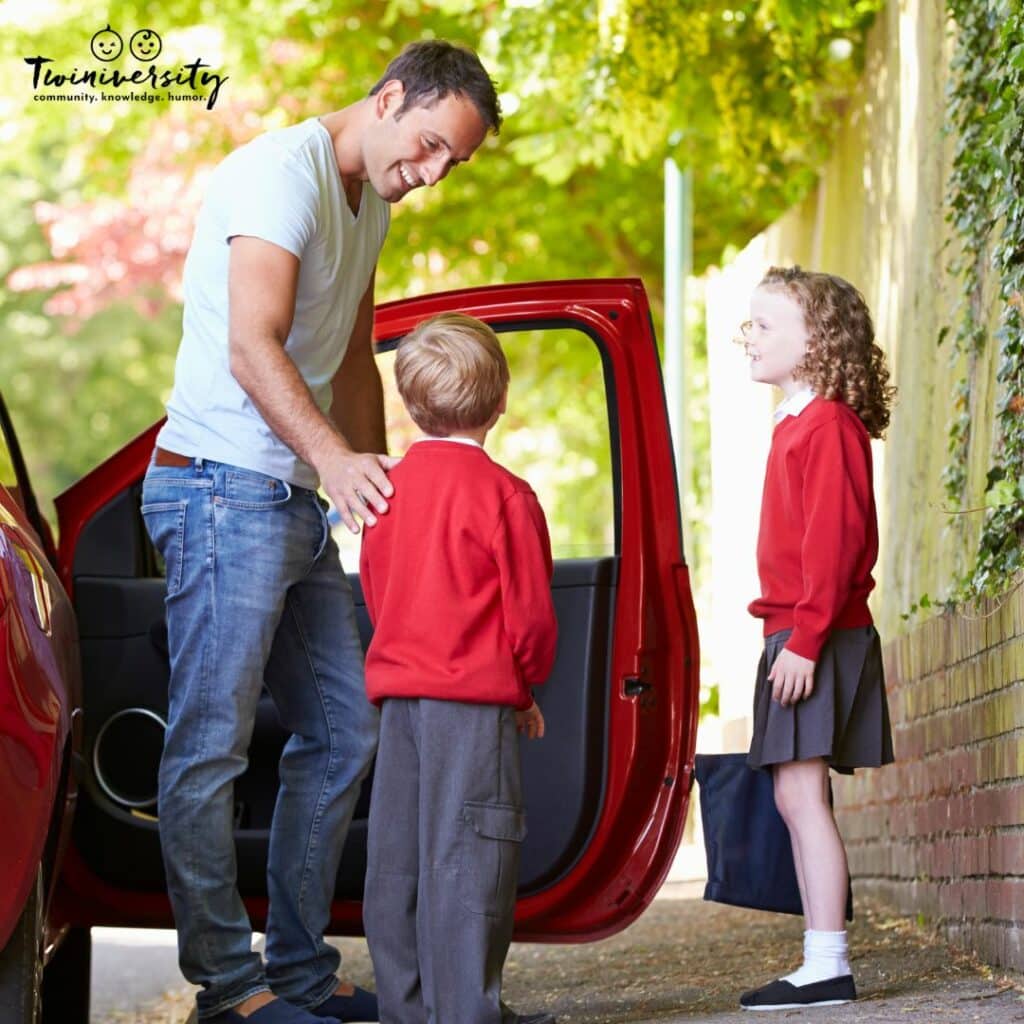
748, 397, 878, 661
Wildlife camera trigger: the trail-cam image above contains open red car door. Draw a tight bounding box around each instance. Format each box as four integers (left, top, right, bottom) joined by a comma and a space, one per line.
53, 278, 699, 942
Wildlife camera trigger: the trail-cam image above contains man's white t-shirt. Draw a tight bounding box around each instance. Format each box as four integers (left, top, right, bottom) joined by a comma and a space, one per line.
157, 116, 391, 488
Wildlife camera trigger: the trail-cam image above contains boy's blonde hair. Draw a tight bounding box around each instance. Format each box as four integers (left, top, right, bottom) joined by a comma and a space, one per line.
395, 312, 509, 436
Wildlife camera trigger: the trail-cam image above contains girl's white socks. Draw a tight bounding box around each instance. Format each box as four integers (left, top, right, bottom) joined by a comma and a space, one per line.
782, 929, 852, 987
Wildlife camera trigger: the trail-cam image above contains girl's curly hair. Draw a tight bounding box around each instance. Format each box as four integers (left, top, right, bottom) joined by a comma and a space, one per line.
760, 265, 896, 439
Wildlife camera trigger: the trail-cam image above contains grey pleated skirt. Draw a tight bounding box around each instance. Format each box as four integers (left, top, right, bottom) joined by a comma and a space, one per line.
747, 625, 894, 775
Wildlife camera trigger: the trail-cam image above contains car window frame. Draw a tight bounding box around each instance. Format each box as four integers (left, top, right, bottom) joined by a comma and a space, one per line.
0, 391, 52, 560
374, 317, 623, 557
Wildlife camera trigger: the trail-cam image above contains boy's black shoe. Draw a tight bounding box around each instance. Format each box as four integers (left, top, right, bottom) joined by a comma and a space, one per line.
740, 974, 856, 1010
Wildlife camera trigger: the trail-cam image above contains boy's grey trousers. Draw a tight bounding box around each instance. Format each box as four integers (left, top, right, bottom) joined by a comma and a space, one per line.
364, 698, 527, 1024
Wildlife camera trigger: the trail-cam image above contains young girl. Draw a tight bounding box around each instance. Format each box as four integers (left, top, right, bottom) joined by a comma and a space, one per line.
738, 266, 895, 1011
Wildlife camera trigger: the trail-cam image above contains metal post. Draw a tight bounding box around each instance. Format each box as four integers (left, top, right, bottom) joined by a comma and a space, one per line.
664, 158, 693, 501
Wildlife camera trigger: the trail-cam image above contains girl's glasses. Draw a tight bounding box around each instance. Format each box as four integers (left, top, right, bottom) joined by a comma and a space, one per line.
733, 320, 752, 347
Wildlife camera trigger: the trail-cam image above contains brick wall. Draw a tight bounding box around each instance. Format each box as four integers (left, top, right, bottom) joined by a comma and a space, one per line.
835, 586, 1024, 971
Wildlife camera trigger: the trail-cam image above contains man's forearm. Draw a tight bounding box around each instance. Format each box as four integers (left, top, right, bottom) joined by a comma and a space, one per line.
333, 366, 385, 450
332, 353, 387, 453
230, 331, 348, 471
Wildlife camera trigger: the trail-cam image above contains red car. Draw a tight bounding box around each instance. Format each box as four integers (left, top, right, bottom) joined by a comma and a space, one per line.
1, 279, 699, 1022
0, 395, 82, 1022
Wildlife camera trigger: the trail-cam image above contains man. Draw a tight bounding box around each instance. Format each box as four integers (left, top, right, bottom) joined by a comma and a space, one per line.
140, 41, 501, 1024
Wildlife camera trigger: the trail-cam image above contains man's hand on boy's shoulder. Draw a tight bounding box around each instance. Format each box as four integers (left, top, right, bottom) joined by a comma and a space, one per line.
320, 446, 401, 534
515, 700, 545, 740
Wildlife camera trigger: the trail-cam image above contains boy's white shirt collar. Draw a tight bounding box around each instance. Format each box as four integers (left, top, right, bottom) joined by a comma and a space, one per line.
773, 387, 817, 423
412, 435, 482, 448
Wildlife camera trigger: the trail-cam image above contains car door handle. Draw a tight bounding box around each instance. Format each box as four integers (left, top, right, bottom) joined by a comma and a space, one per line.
623, 676, 653, 697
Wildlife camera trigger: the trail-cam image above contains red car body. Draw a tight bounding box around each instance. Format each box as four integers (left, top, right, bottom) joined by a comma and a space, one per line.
0, 486, 79, 950
0, 397, 82, 1023
2, 278, 700, 1020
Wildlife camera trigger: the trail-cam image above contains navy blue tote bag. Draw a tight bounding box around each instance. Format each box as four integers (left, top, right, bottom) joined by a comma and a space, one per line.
694, 752, 853, 920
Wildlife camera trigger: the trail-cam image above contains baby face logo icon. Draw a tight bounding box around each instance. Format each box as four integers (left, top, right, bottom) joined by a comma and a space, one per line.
90, 25, 123, 62
129, 29, 163, 62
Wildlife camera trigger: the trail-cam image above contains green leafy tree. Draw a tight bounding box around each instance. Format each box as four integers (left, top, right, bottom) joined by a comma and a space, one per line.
1, 0, 881, 564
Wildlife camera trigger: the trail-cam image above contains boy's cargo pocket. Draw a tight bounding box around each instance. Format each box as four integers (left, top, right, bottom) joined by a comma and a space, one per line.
458, 800, 527, 917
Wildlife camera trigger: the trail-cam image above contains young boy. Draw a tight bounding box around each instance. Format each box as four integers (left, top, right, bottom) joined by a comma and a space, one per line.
359, 313, 559, 1024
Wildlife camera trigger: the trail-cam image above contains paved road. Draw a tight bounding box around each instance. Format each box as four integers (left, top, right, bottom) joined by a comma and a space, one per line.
91, 886, 1024, 1023
91, 928, 188, 1022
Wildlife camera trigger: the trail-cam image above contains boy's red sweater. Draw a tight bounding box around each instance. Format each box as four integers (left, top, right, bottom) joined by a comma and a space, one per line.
748, 397, 878, 661
359, 440, 558, 710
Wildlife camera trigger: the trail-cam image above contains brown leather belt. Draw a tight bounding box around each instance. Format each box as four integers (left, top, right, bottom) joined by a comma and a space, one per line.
154, 446, 194, 468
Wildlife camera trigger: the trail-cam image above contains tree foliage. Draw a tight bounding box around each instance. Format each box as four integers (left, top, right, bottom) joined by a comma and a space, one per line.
1, 0, 882, 539
938, 0, 1024, 603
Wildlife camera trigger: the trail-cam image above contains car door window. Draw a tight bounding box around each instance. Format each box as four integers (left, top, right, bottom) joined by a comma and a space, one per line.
336, 326, 616, 566
0, 393, 45, 538
0, 416, 22, 509
0, 404, 54, 632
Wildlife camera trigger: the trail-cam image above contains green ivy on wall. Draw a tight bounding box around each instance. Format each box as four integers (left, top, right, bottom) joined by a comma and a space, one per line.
941, 0, 1024, 602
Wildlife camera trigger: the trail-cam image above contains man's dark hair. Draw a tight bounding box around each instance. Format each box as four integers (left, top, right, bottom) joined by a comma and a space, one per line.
369, 40, 502, 134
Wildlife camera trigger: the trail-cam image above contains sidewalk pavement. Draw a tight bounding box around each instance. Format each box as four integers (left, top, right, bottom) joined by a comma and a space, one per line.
496, 884, 1024, 1022
97, 884, 1024, 1023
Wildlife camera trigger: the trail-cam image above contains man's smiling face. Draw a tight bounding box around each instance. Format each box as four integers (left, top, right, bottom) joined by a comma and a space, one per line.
362, 83, 488, 203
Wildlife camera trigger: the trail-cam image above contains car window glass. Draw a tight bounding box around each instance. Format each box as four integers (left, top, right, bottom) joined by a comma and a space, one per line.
0, 394, 52, 552
0, 412, 26, 515
0, 408, 54, 630
336, 326, 616, 569
0, 434, 15, 486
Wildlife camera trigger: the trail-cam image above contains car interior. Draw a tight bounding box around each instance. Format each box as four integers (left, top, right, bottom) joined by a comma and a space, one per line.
69, 324, 625, 906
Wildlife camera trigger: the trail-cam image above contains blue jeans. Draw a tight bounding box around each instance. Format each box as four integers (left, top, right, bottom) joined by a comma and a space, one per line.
141, 458, 379, 1020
